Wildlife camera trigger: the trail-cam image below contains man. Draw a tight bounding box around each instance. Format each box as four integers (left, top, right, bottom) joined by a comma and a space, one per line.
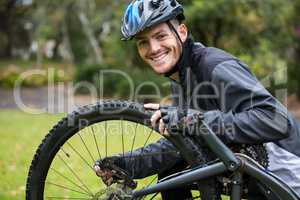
94, 0, 300, 199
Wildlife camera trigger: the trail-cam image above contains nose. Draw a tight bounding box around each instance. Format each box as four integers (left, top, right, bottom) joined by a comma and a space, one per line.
149, 39, 161, 53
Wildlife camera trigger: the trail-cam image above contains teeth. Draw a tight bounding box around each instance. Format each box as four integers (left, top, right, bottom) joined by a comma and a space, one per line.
152, 53, 167, 62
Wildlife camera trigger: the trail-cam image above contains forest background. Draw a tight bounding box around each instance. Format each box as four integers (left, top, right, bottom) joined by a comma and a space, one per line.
1, 0, 300, 100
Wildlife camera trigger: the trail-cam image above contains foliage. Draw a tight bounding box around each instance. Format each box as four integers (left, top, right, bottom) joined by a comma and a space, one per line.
75, 63, 170, 101
287, 0, 300, 97
0, 0, 32, 57
0, 60, 73, 88
184, 0, 298, 95
0, 0, 300, 97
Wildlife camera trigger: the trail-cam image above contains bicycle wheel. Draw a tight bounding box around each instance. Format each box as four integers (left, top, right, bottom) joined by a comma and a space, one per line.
26, 100, 197, 200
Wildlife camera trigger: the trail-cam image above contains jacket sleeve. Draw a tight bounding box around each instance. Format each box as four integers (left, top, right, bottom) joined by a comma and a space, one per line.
116, 81, 184, 179
121, 138, 182, 179
203, 60, 291, 144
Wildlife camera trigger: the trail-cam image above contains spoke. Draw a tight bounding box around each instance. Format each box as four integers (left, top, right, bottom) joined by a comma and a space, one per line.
105, 121, 108, 157
46, 197, 91, 199
141, 129, 154, 154
143, 129, 154, 148
141, 175, 158, 200
129, 123, 139, 177
61, 147, 70, 158
121, 119, 125, 158
91, 126, 102, 160
66, 142, 94, 171
45, 181, 90, 196
49, 167, 92, 196
136, 129, 155, 179
146, 175, 158, 188
57, 154, 93, 195
78, 130, 95, 163
149, 192, 159, 200
129, 123, 138, 158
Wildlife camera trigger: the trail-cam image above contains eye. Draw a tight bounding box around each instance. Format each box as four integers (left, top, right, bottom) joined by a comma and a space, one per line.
137, 40, 148, 48
157, 34, 166, 40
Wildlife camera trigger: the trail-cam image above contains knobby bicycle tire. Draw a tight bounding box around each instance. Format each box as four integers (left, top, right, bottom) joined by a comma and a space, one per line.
26, 100, 191, 200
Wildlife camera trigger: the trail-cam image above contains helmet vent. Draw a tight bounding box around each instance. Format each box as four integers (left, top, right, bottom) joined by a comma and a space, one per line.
151, 12, 163, 21
161, 6, 167, 11
151, 0, 161, 9
170, 0, 176, 7
138, 3, 144, 17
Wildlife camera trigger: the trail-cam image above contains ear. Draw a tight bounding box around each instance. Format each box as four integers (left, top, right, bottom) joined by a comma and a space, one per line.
177, 24, 188, 43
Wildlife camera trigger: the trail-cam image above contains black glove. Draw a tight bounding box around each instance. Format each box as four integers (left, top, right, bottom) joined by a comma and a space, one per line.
159, 106, 204, 135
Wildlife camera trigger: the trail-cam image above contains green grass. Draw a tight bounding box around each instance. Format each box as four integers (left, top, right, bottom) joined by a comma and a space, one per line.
0, 109, 64, 200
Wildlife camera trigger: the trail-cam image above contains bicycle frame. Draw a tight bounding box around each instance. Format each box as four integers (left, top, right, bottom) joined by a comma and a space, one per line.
133, 159, 299, 200
132, 121, 299, 200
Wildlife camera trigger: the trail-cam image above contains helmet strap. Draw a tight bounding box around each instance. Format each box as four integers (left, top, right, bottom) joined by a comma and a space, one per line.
166, 20, 183, 46
163, 20, 184, 78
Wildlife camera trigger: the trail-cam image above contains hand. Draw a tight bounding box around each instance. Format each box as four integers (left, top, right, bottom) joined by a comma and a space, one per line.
94, 163, 116, 186
93, 156, 124, 186
144, 103, 169, 135
144, 103, 204, 135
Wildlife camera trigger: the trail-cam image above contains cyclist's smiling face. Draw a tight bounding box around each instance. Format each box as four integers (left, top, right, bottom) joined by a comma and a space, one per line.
135, 22, 188, 74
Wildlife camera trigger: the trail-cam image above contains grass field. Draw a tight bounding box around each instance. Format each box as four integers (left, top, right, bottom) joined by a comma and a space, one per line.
0, 110, 64, 200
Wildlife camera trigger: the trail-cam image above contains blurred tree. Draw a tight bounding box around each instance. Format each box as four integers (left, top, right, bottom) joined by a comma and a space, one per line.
287, 0, 300, 97
1, 0, 300, 98
185, 0, 293, 54
0, 0, 32, 58
184, 0, 299, 97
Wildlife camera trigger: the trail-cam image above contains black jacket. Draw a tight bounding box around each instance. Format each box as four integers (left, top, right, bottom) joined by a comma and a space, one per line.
122, 37, 300, 179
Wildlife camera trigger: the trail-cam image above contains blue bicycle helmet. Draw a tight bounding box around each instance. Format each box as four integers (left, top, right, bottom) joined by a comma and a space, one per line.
121, 0, 184, 40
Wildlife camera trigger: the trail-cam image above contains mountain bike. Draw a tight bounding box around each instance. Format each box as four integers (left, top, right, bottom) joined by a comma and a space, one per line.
26, 100, 300, 200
